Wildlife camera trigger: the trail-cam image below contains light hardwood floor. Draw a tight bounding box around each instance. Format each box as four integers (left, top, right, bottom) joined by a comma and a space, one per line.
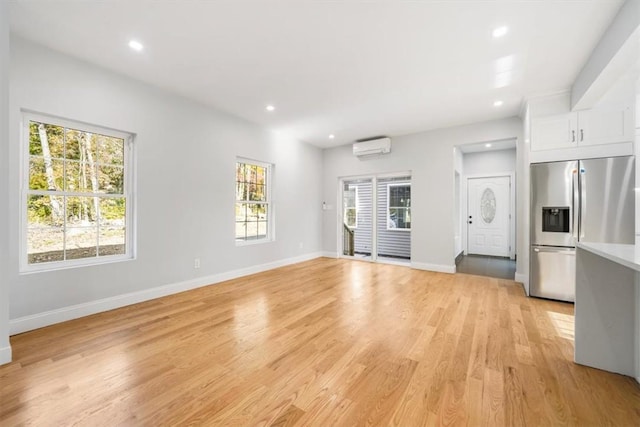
2, 258, 639, 426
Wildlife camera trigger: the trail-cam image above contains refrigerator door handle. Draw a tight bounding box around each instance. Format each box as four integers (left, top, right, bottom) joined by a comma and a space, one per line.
572, 169, 579, 240
579, 167, 585, 240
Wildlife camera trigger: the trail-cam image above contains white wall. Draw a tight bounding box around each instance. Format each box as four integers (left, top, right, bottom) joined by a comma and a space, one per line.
322, 117, 523, 273
8, 38, 323, 331
462, 148, 516, 176
0, 1, 12, 364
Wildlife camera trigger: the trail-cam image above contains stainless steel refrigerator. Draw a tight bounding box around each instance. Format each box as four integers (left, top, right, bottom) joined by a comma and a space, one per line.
530, 156, 635, 302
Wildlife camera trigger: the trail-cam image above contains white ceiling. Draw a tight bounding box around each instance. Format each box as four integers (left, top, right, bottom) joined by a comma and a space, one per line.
8, 0, 624, 148
458, 138, 516, 154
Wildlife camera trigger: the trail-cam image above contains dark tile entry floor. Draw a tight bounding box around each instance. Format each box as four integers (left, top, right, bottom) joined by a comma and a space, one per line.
455, 254, 516, 280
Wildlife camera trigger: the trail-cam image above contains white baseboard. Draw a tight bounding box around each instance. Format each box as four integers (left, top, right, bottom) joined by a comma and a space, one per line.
10, 252, 324, 335
411, 262, 456, 274
321, 251, 339, 258
515, 272, 530, 296
0, 345, 12, 365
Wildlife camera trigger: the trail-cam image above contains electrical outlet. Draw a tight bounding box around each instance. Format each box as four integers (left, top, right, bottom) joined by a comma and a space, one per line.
194, 258, 200, 269
299, 242, 304, 249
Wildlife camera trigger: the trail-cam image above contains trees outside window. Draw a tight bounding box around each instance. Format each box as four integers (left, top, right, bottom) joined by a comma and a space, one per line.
23, 113, 133, 271
235, 159, 272, 243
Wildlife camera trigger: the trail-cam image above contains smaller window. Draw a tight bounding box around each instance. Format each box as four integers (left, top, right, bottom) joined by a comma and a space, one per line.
387, 183, 411, 230
343, 184, 358, 229
235, 159, 272, 244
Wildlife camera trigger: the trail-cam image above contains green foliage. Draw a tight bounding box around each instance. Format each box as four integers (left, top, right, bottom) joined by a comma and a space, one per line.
100, 198, 126, 221
27, 195, 54, 224
27, 120, 126, 225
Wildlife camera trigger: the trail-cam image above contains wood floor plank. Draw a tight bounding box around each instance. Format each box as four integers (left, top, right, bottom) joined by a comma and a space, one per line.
1, 258, 639, 426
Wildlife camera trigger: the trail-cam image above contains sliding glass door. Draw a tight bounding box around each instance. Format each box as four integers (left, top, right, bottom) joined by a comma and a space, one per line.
341, 174, 411, 264
376, 176, 411, 262
342, 178, 373, 260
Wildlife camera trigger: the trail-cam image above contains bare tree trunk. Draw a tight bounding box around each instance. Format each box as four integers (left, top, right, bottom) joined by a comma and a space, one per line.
37, 124, 62, 222
79, 136, 86, 221
83, 133, 99, 216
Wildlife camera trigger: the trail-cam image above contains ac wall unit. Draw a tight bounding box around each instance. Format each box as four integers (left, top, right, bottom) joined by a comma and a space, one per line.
352, 137, 391, 157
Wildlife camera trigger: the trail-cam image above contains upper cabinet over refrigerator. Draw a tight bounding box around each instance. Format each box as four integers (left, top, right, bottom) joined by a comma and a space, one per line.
530, 106, 633, 152
531, 161, 578, 247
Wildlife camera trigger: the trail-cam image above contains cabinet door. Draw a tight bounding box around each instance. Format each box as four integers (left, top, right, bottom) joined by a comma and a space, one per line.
530, 113, 577, 151
578, 105, 633, 146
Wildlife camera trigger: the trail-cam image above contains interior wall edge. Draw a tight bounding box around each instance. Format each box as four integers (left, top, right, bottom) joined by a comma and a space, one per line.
321, 251, 339, 258
0, 346, 11, 365
515, 272, 529, 294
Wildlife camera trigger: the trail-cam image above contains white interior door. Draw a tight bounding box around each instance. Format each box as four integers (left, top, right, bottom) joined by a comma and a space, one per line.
467, 176, 510, 257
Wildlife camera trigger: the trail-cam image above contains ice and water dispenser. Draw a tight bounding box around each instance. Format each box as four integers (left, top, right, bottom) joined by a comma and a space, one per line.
542, 207, 570, 233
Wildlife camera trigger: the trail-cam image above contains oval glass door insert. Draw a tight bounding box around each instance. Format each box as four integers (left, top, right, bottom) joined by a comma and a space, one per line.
480, 188, 496, 223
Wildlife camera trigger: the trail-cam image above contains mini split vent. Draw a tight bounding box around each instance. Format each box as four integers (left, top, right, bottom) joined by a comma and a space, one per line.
352, 137, 391, 157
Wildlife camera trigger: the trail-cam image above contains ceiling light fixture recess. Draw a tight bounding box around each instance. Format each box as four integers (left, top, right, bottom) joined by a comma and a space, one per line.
493, 100, 504, 107
328, 134, 335, 139
492, 26, 508, 38
128, 40, 144, 52
485, 143, 492, 148
265, 105, 275, 112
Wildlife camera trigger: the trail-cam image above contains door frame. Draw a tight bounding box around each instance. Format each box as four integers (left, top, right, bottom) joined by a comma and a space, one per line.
337, 171, 412, 264
463, 172, 515, 259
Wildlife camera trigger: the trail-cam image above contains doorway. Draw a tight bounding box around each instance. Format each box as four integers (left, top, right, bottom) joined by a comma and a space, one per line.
466, 175, 512, 257
341, 173, 411, 265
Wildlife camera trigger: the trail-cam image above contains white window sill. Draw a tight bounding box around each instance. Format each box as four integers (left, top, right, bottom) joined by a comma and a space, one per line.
20, 254, 135, 275
235, 238, 274, 247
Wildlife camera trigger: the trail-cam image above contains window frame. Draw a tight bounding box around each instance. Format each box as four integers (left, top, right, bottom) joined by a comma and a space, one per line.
20, 111, 135, 273
235, 158, 273, 246
387, 182, 411, 231
343, 184, 358, 229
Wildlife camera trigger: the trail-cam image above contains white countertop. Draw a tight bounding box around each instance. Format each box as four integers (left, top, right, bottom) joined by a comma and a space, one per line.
576, 242, 640, 272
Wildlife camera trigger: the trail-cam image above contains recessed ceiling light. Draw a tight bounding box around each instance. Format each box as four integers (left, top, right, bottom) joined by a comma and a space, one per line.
492, 26, 508, 38
485, 143, 492, 148
493, 100, 504, 107
128, 40, 144, 52
265, 105, 275, 112
328, 134, 335, 139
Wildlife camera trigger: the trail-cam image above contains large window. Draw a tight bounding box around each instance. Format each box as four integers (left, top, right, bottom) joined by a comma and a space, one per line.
343, 184, 358, 228
22, 113, 133, 271
387, 183, 411, 230
235, 159, 272, 243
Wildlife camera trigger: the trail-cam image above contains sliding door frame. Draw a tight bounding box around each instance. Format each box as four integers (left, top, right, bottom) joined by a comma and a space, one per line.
337, 170, 412, 264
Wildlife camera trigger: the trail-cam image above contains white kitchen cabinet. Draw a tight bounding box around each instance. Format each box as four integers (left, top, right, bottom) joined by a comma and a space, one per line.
579, 105, 633, 146
530, 112, 577, 151
530, 105, 633, 151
